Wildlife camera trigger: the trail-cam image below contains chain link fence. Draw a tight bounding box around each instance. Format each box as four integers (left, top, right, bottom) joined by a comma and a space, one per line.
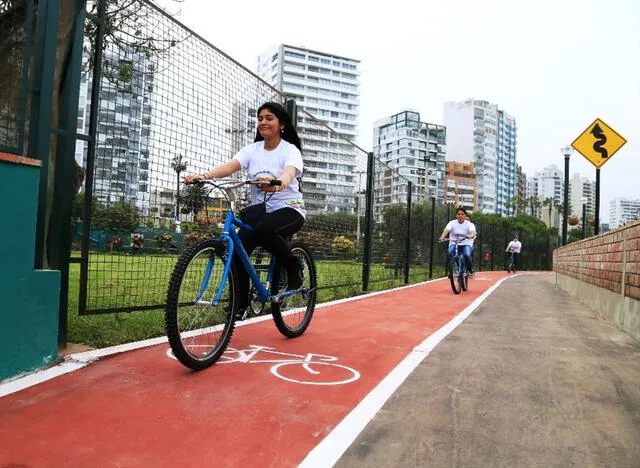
73, 0, 557, 315
77, 0, 283, 313
0, 0, 33, 154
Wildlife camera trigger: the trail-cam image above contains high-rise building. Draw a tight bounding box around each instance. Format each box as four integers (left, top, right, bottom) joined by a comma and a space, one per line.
528, 164, 563, 227
569, 173, 595, 220
372, 110, 446, 207
444, 161, 477, 211
443, 99, 517, 215
609, 197, 640, 228
76, 48, 153, 212
256, 44, 360, 214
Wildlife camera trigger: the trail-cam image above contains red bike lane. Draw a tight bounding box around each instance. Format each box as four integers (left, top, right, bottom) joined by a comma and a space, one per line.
0, 272, 510, 467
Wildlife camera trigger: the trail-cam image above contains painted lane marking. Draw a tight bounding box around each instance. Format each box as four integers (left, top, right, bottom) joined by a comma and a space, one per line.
166, 344, 360, 386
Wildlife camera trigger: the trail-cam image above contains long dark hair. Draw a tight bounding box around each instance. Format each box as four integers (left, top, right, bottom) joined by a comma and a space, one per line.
254, 102, 302, 152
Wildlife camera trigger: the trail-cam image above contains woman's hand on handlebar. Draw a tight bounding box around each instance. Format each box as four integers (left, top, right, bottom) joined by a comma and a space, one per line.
257, 176, 283, 192
183, 174, 204, 184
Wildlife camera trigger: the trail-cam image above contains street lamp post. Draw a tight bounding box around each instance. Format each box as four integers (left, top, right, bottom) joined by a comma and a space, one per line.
562, 146, 571, 246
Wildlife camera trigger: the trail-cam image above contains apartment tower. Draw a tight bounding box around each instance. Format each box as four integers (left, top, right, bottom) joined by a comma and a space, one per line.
257, 44, 360, 214
444, 99, 517, 215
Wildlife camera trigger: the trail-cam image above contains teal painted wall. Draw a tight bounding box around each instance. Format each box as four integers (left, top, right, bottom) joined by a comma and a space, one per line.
0, 159, 60, 380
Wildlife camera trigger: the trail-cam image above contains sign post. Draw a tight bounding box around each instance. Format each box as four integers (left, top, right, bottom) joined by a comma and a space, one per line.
571, 118, 627, 235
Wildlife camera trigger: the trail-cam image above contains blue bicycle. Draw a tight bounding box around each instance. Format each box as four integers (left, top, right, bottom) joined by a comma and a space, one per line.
165, 178, 317, 370
441, 236, 470, 295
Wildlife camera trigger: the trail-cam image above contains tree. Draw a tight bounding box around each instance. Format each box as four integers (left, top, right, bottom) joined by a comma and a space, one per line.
555, 198, 569, 229
541, 197, 561, 227
304, 213, 358, 239
179, 182, 206, 218
71, 191, 101, 220
527, 196, 541, 217
92, 200, 140, 233
509, 195, 528, 216
171, 155, 188, 218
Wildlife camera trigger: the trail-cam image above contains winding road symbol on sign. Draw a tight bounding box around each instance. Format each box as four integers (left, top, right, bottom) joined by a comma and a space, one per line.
571, 118, 626, 169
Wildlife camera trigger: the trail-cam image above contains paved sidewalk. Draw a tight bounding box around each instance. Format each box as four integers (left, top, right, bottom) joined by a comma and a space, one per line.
335, 274, 640, 467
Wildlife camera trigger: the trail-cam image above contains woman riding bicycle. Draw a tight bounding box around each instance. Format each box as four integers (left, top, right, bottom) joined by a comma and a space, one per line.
505, 235, 522, 272
439, 207, 476, 277
184, 101, 305, 313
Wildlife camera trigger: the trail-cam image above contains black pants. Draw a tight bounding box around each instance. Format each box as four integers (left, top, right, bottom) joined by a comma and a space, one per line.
236, 207, 304, 307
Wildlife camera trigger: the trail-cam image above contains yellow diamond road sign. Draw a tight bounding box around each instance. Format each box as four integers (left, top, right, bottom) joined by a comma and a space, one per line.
571, 118, 627, 169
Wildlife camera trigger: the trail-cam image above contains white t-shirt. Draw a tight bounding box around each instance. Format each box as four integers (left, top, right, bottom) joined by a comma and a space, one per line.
507, 240, 522, 253
234, 140, 306, 218
444, 219, 476, 247
468, 222, 476, 247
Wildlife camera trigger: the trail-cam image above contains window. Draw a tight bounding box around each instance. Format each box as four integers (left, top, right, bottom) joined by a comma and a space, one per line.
285, 50, 305, 59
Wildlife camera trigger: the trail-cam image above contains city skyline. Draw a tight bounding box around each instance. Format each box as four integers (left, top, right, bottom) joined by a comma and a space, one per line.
172, 0, 639, 222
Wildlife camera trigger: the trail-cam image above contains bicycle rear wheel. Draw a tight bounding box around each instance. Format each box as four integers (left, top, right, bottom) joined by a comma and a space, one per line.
271, 242, 317, 338
449, 256, 461, 294
165, 239, 238, 370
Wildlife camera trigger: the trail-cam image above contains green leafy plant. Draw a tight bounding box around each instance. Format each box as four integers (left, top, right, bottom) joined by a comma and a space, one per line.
154, 233, 173, 252
332, 235, 356, 259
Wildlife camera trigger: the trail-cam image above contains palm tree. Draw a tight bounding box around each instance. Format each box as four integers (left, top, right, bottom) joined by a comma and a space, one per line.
527, 196, 541, 217
542, 197, 554, 227
510, 195, 528, 216
554, 198, 565, 230
171, 155, 188, 219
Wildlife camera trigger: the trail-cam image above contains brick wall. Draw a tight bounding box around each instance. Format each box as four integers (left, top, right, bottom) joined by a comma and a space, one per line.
553, 220, 640, 300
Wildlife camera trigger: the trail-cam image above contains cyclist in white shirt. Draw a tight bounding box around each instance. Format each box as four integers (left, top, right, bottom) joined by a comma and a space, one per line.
439, 208, 476, 277
506, 236, 522, 271
184, 102, 305, 313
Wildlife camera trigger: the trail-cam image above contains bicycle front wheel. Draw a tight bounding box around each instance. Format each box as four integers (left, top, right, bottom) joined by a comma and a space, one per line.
461, 268, 468, 291
449, 256, 462, 294
165, 239, 238, 370
271, 242, 317, 338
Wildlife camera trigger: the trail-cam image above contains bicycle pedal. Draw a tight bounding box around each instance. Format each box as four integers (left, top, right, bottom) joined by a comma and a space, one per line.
235, 308, 249, 320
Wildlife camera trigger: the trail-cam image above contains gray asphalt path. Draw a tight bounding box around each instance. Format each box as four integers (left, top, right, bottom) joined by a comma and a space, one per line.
335, 273, 640, 468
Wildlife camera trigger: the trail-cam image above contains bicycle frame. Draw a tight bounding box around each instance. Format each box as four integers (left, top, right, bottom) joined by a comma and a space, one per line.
446, 239, 468, 275
454, 247, 466, 274
202, 208, 299, 307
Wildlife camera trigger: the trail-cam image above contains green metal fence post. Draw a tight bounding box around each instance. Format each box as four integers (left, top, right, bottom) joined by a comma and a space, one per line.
428, 197, 435, 279
361, 152, 374, 292
49, 3, 87, 347
490, 224, 495, 270
79, 0, 107, 315
478, 224, 483, 272
286, 99, 298, 126
30, 0, 61, 269
404, 181, 412, 285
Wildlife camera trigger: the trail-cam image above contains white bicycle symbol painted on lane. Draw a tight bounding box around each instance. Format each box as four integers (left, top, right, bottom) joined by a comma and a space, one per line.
166, 344, 360, 386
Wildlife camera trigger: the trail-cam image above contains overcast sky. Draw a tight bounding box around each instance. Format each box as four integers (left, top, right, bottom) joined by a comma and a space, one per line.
170, 0, 639, 222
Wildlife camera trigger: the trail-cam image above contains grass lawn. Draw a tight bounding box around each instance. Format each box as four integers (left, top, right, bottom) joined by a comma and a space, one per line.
67, 252, 446, 348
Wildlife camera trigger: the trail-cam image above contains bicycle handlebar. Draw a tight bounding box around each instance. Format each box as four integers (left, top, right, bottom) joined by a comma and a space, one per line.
186, 178, 282, 187
439, 236, 470, 243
